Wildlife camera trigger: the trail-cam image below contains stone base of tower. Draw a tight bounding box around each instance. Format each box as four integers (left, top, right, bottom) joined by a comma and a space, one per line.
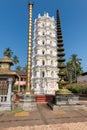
47, 95, 80, 111
17, 94, 37, 111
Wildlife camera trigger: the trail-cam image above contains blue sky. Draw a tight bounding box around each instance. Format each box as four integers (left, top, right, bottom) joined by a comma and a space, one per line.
0, 0, 87, 71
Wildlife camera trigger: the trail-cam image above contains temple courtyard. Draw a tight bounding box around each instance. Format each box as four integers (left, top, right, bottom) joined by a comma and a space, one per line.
0, 100, 87, 130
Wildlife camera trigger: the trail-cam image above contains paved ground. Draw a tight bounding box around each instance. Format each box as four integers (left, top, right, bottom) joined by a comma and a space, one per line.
0, 100, 87, 130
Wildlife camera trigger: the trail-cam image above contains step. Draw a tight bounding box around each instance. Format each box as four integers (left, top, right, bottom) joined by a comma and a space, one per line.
36, 95, 54, 102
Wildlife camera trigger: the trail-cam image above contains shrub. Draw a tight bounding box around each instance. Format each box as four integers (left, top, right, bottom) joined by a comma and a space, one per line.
13, 84, 18, 91
66, 83, 87, 94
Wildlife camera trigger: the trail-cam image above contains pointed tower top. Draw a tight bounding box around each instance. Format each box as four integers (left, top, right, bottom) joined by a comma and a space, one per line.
56, 9, 59, 14
28, 2, 34, 6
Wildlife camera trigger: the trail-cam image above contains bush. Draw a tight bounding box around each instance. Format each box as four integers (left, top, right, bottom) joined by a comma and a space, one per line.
13, 85, 18, 91
66, 83, 87, 94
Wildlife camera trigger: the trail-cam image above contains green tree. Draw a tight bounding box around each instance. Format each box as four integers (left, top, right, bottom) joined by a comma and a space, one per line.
3, 48, 13, 58
22, 65, 27, 72
13, 55, 19, 64
15, 65, 22, 71
66, 54, 83, 83
3, 48, 20, 67
15, 65, 27, 72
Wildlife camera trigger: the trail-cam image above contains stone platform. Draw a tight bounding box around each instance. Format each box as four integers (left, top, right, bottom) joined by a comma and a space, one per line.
47, 94, 87, 110
17, 94, 37, 111
47, 101, 87, 110
54, 95, 79, 105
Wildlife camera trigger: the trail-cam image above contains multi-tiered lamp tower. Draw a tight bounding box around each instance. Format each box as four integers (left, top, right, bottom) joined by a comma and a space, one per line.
31, 13, 59, 95
26, 2, 34, 94
56, 10, 71, 94
48, 10, 78, 110
19, 3, 37, 111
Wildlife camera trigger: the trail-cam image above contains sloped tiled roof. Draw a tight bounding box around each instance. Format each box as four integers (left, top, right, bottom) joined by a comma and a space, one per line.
0, 69, 17, 76
0, 56, 14, 65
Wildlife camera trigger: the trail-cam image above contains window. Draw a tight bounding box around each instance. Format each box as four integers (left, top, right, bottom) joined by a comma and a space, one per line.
42, 50, 45, 55
42, 32, 45, 35
21, 78, 23, 81
42, 60, 45, 65
51, 60, 53, 65
42, 41, 45, 45
42, 71, 45, 77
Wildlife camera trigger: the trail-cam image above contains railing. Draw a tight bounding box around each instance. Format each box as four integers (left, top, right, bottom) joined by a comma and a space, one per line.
0, 95, 7, 102
0, 78, 13, 111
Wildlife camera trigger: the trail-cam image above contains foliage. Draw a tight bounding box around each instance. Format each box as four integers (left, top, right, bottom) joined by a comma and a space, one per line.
66, 83, 87, 94
13, 55, 19, 64
3, 48, 13, 58
3, 48, 28, 72
13, 84, 25, 92
3, 48, 19, 67
13, 84, 18, 90
15, 65, 27, 72
15, 65, 22, 71
65, 54, 83, 83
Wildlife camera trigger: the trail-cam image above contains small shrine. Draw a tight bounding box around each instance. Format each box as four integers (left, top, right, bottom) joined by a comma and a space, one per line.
0, 56, 18, 111
0, 56, 17, 77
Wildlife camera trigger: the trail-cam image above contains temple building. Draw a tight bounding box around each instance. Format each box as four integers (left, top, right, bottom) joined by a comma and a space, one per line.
0, 56, 18, 95
31, 13, 59, 95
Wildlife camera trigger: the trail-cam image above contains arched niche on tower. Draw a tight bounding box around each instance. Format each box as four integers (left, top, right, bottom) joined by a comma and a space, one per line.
42, 40, 45, 45
42, 71, 45, 78
42, 60, 45, 66
42, 50, 45, 55
51, 71, 54, 77
51, 60, 53, 65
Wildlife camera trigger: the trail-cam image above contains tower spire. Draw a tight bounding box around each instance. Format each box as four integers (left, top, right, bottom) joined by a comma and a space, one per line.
26, 2, 33, 93
56, 10, 66, 87
56, 10, 71, 94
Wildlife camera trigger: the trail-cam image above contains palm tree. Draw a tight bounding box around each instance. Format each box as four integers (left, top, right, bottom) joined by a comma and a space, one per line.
12, 55, 19, 64
16, 65, 22, 71
22, 65, 27, 72
66, 62, 74, 83
66, 54, 83, 83
3, 48, 13, 58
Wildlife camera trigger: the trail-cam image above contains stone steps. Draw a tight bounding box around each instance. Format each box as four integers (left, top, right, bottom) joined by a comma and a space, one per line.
36, 95, 54, 102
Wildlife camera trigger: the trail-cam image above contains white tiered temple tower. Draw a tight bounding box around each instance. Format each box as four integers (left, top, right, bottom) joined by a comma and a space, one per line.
31, 13, 59, 95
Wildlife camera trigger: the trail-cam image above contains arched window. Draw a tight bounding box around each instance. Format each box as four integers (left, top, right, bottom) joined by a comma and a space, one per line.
42, 41, 45, 45
42, 50, 45, 55
43, 32, 45, 35
42, 60, 45, 65
51, 60, 53, 65
42, 71, 45, 77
